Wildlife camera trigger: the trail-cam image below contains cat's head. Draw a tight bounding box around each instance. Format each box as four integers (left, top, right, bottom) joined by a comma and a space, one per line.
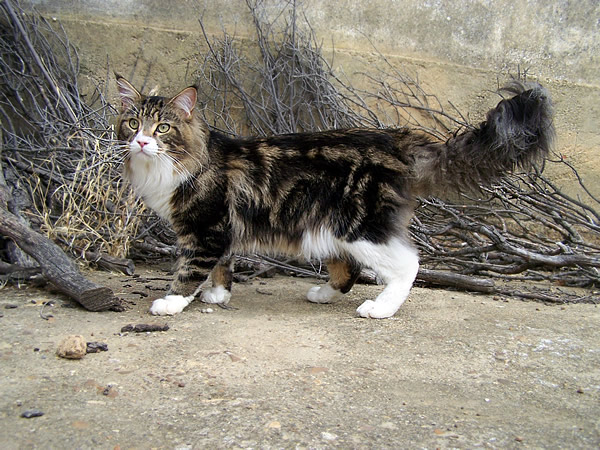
115, 75, 208, 180
115, 75, 209, 220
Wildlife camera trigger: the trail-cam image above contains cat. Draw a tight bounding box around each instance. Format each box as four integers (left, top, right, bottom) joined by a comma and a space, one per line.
115, 75, 553, 318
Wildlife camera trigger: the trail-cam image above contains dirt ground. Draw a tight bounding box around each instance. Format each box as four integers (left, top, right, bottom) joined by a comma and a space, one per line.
0, 265, 599, 449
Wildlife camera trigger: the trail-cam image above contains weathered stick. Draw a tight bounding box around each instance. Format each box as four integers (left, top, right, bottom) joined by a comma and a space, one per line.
121, 323, 169, 333
78, 249, 135, 276
0, 205, 120, 311
417, 268, 496, 293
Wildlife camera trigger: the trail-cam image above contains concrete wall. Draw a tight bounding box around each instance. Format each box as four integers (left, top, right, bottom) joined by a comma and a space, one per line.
26, 0, 600, 194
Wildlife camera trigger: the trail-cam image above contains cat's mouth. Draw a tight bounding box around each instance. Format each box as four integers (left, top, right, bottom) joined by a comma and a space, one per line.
129, 145, 155, 158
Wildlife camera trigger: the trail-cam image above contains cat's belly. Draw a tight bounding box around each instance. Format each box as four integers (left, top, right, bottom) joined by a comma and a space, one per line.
231, 226, 342, 260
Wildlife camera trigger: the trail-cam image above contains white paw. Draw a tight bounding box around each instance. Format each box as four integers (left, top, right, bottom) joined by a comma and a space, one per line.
356, 300, 398, 319
307, 284, 341, 304
149, 295, 193, 316
201, 286, 232, 305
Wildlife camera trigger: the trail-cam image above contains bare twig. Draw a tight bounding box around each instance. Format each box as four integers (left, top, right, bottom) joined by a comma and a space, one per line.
0, 0, 144, 262
0, 0, 597, 306
193, 1, 599, 303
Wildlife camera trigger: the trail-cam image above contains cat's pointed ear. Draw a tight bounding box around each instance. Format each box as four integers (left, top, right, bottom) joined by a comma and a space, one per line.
169, 86, 197, 118
115, 74, 142, 109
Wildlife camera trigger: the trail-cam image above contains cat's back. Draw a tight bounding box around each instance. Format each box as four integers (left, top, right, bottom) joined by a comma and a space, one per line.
209, 127, 419, 162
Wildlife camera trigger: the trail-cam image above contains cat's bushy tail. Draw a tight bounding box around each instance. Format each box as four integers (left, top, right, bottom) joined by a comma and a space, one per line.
414, 82, 554, 194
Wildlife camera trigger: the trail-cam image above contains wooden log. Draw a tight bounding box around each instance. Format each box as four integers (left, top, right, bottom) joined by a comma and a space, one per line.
77, 249, 135, 276
0, 203, 120, 311
0, 125, 119, 311
417, 268, 496, 293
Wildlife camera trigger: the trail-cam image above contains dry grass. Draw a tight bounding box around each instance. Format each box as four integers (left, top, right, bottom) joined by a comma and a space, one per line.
27, 136, 145, 259
0, 0, 146, 260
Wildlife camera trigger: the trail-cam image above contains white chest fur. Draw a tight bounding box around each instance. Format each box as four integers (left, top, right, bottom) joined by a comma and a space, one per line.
125, 134, 187, 222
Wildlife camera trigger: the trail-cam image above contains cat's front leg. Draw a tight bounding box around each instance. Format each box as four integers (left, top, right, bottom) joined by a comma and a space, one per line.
149, 247, 212, 316
149, 294, 198, 316
201, 258, 234, 306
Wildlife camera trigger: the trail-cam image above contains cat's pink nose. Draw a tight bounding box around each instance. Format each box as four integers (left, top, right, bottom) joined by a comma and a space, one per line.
136, 138, 150, 149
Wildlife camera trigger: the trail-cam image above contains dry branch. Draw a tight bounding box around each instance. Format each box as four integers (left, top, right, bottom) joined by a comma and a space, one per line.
0, 0, 597, 306
194, 1, 599, 303
0, 0, 143, 262
77, 249, 135, 276
0, 183, 120, 310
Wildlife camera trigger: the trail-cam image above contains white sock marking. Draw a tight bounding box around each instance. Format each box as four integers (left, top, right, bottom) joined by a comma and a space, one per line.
149, 294, 194, 316
201, 286, 232, 305
348, 238, 419, 319
307, 283, 341, 304
301, 228, 420, 318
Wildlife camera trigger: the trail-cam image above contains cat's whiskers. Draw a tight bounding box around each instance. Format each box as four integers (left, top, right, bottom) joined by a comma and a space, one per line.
156, 148, 192, 180
111, 143, 130, 153
115, 76, 553, 319
111, 145, 133, 163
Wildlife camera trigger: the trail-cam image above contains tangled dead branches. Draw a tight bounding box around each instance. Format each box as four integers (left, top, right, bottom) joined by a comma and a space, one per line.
0, 0, 598, 304
195, 0, 599, 303
197, 0, 370, 135
414, 176, 600, 286
0, 0, 144, 264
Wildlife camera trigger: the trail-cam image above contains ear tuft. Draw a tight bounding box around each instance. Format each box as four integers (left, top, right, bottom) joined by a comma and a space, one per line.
116, 75, 142, 109
169, 86, 197, 118
148, 84, 161, 96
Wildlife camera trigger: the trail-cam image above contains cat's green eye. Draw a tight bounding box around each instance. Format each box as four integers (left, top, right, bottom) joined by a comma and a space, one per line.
156, 123, 171, 134
128, 118, 139, 130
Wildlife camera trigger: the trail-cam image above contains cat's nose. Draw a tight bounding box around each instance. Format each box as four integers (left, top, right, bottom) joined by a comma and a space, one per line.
136, 138, 150, 149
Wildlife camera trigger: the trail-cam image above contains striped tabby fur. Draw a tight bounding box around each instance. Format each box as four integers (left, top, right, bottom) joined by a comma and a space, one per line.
116, 75, 553, 318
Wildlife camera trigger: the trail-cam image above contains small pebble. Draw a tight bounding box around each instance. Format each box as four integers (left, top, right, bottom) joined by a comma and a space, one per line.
201, 308, 214, 314
86, 342, 108, 353
322, 432, 338, 441
56, 335, 87, 359
21, 409, 44, 418
4, 304, 18, 309
100, 385, 118, 398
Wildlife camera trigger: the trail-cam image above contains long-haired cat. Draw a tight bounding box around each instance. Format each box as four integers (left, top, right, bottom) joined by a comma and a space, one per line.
116, 75, 553, 318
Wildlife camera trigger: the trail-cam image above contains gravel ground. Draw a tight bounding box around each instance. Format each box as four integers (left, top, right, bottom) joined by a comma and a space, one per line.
1, 266, 599, 449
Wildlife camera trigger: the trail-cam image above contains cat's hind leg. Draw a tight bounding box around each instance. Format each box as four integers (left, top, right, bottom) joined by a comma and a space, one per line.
307, 258, 361, 304
350, 238, 419, 319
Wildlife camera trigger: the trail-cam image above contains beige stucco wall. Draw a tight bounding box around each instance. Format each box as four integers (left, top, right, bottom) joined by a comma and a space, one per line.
26, 0, 600, 195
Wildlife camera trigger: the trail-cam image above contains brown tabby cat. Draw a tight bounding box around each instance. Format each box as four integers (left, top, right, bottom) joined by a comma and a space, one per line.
116, 75, 553, 318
